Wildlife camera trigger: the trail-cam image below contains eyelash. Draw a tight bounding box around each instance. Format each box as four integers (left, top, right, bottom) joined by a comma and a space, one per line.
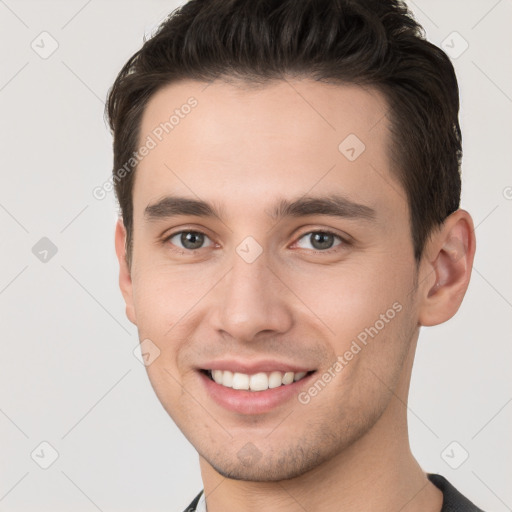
163, 228, 350, 255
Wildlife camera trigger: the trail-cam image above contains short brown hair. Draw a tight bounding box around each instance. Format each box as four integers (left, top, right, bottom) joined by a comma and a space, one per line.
106, 0, 462, 266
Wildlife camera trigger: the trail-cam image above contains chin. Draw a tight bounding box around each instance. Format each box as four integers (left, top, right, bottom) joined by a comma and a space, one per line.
201, 443, 330, 482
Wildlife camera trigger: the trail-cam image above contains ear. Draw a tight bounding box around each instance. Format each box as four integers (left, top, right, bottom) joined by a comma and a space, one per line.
417, 209, 476, 327
114, 218, 137, 325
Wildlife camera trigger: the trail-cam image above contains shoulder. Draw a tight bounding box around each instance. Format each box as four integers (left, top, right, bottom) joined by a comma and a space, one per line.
428, 474, 485, 512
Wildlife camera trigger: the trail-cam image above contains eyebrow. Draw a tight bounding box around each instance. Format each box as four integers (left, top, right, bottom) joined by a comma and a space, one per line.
144, 194, 377, 223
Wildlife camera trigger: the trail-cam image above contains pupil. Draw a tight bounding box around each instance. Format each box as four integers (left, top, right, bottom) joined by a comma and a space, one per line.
312, 232, 333, 250
182, 232, 204, 250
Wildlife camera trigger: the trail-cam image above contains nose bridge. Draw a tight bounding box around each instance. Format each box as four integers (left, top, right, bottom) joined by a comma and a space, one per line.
229, 249, 270, 303
212, 245, 293, 340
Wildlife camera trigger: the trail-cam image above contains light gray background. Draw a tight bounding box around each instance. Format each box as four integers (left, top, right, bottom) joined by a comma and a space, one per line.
0, 1, 511, 510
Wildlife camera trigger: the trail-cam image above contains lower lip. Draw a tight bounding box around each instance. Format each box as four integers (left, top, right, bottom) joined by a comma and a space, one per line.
199, 371, 315, 415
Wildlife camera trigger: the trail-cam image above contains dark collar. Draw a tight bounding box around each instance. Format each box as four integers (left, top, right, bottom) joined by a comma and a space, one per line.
428, 473, 484, 512
183, 490, 203, 512
183, 475, 485, 511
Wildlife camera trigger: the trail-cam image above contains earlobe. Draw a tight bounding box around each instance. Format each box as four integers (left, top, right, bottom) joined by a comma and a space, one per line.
114, 219, 137, 325
418, 210, 476, 327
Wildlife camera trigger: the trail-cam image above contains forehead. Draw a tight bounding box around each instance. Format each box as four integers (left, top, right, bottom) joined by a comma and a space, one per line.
134, 78, 404, 221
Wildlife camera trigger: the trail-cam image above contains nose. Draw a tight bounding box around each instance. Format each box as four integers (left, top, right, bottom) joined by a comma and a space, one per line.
209, 250, 294, 342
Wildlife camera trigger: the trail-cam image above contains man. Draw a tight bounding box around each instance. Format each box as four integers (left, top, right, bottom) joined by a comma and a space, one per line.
106, 0, 483, 510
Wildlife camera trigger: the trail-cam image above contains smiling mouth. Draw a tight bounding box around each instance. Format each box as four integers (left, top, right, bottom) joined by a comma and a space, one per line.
201, 369, 314, 391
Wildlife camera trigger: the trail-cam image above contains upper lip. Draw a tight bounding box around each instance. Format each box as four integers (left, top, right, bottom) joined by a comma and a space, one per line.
199, 359, 314, 374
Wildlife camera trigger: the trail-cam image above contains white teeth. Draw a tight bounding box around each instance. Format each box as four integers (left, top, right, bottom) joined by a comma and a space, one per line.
212, 370, 223, 384
268, 371, 283, 389
208, 369, 309, 391
282, 372, 294, 385
222, 370, 233, 387
249, 372, 268, 391
232, 372, 250, 390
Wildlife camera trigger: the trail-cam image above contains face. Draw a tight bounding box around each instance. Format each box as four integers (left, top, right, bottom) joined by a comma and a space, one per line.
119, 79, 423, 481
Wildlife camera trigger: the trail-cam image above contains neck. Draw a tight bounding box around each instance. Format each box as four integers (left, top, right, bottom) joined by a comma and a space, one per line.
198, 338, 443, 512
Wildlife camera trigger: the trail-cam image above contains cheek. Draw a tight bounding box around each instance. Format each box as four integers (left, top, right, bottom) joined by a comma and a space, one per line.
289, 258, 412, 345
143, 361, 200, 439
130, 262, 208, 333
130, 264, 218, 385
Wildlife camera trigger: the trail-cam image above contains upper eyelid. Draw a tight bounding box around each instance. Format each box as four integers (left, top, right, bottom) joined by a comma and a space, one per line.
163, 226, 214, 241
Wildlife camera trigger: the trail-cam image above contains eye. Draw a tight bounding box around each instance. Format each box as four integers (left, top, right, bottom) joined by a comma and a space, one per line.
167, 230, 213, 251
295, 230, 345, 251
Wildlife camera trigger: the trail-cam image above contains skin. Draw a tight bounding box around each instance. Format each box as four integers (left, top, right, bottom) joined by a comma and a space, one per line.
115, 78, 476, 511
